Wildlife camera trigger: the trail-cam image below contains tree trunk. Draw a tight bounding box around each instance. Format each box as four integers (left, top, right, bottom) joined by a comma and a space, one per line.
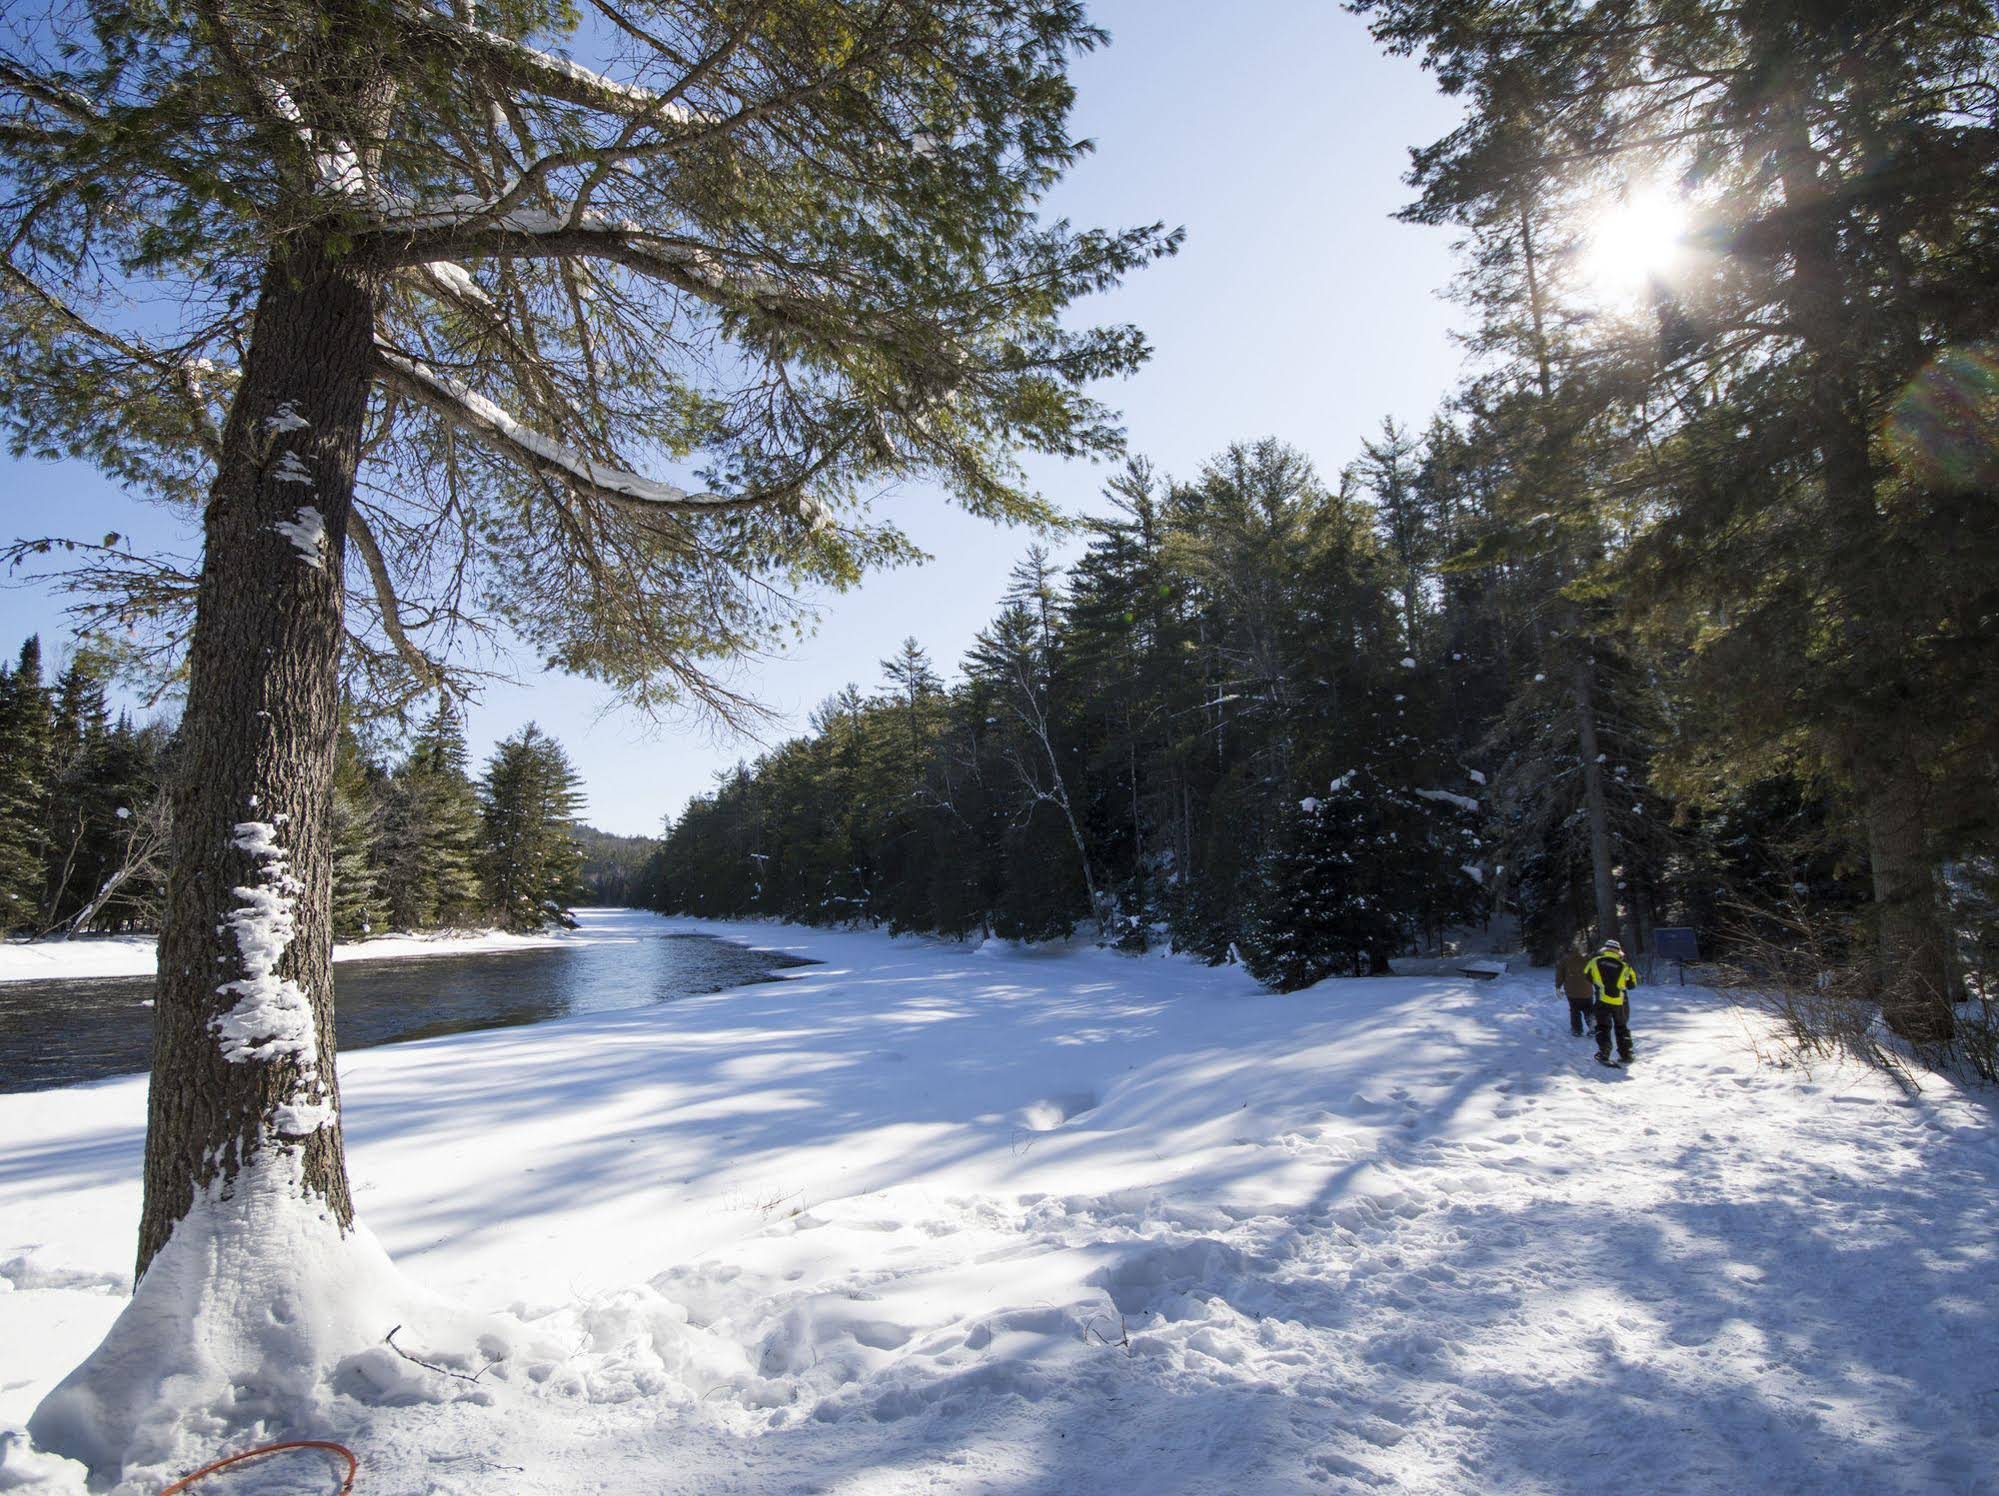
137, 245, 377, 1280
1861, 754, 1954, 1043
1571, 647, 1624, 949
1770, 110, 1953, 1038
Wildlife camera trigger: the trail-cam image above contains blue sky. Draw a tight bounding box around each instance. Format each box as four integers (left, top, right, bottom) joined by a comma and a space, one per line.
0, 2, 1464, 837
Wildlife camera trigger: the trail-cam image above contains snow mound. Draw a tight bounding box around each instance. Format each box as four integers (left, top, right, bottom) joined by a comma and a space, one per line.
0, 1430, 84, 1494
1088, 1238, 1250, 1319
27, 1159, 502, 1488
1016, 1091, 1098, 1132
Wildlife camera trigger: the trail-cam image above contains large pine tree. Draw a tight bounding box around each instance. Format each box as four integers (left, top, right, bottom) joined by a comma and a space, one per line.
4, 2, 1169, 1472
1356, 0, 1999, 1039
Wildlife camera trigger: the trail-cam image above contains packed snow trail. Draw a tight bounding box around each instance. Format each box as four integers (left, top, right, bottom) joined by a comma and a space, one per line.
1, 910, 1994, 1492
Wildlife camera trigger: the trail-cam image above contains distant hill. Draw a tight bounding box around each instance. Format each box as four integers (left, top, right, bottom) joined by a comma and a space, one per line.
571, 825, 660, 908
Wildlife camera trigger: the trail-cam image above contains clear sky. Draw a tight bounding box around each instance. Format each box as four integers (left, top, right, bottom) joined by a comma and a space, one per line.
0, 1, 1466, 838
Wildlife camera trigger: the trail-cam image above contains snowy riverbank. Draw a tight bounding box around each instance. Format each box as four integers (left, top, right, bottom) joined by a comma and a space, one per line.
2, 910, 1995, 1492
0, 923, 580, 986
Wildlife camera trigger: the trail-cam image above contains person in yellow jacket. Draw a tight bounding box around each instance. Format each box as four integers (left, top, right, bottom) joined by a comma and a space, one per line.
1586, 939, 1638, 1066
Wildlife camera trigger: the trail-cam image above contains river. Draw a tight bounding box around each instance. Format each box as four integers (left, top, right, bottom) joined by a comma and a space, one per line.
0, 909, 810, 1094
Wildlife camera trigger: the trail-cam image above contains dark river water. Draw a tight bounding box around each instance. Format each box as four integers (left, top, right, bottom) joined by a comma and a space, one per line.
0, 911, 810, 1094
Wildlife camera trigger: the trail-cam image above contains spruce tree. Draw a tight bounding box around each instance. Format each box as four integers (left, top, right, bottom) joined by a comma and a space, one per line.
0, 640, 51, 931
376, 699, 486, 931
328, 724, 385, 942
1063, 459, 1183, 943
1352, 418, 1433, 657
1246, 777, 1407, 989
968, 600, 1098, 936
43, 652, 114, 928
479, 725, 585, 932
1248, 761, 1486, 990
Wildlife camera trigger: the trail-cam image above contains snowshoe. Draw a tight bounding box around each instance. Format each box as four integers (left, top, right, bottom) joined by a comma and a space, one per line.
1594, 1053, 1621, 1068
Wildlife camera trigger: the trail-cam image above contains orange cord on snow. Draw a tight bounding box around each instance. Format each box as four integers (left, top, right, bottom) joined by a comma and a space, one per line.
155, 1440, 358, 1495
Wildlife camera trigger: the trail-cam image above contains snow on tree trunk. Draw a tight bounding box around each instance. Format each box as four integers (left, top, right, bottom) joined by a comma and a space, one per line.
28, 246, 434, 1476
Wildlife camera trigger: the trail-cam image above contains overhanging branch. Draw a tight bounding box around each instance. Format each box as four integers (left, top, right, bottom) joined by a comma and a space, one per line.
392, 6, 708, 122
346, 508, 444, 689
3, 262, 230, 456
372, 343, 777, 514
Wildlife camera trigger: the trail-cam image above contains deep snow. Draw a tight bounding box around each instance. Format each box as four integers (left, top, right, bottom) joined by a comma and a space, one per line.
1, 909, 1995, 1493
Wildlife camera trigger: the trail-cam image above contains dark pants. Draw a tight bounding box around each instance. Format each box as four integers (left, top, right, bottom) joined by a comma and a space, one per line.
1595, 996, 1633, 1061
1567, 996, 1595, 1036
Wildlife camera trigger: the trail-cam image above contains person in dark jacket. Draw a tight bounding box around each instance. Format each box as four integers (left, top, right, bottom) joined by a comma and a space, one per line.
1555, 945, 1595, 1037
1585, 939, 1639, 1065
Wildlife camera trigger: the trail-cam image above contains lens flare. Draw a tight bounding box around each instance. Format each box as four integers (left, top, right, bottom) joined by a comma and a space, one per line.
1885, 345, 1999, 492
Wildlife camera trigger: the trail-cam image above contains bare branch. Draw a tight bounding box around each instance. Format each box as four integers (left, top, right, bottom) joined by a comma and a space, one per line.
346, 507, 444, 690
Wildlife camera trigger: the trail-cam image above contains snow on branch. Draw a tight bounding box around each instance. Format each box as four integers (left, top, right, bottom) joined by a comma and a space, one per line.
398, 7, 708, 123
418, 260, 493, 309
258, 78, 368, 200
1415, 788, 1482, 814
372, 205, 785, 304
373, 344, 770, 514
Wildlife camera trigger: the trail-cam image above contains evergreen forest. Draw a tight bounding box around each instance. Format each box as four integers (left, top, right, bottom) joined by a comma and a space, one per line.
0, 649, 601, 940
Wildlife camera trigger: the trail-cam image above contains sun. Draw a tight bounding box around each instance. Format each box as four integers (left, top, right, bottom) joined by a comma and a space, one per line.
1580, 184, 1692, 305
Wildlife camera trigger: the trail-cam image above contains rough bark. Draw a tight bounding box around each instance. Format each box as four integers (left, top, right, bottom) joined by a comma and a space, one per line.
1772, 93, 1953, 1041
137, 245, 377, 1279
1571, 648, 1626, 950
1861, 751, 1955, 1043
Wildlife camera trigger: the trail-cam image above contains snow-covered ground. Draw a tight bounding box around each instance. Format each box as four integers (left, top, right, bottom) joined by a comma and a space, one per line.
0, 925, 570, 985
2, 909, 1995, 1493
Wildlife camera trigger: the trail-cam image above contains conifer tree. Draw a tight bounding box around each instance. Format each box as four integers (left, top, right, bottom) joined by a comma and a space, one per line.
42, 652, 114, 928
1063, 459, 1182, 940
867, 641, 948, 933
328, 725, 385, 941
1247, 760, 1485, 990
0, 639, 51, 930
1356, 0, 1999, 1038
968, 598, 1098, 936
56, 713, 173, 937
376, 699, 486, 930
1245, 771, 1405, 988
1352, 418, 1433, 656
3, 7, 1168, 1417
479, 724, 585, 932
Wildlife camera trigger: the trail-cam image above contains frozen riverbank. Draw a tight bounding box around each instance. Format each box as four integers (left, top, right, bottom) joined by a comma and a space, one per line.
0, 923, 580, 986
2, 913, 1995, 1493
